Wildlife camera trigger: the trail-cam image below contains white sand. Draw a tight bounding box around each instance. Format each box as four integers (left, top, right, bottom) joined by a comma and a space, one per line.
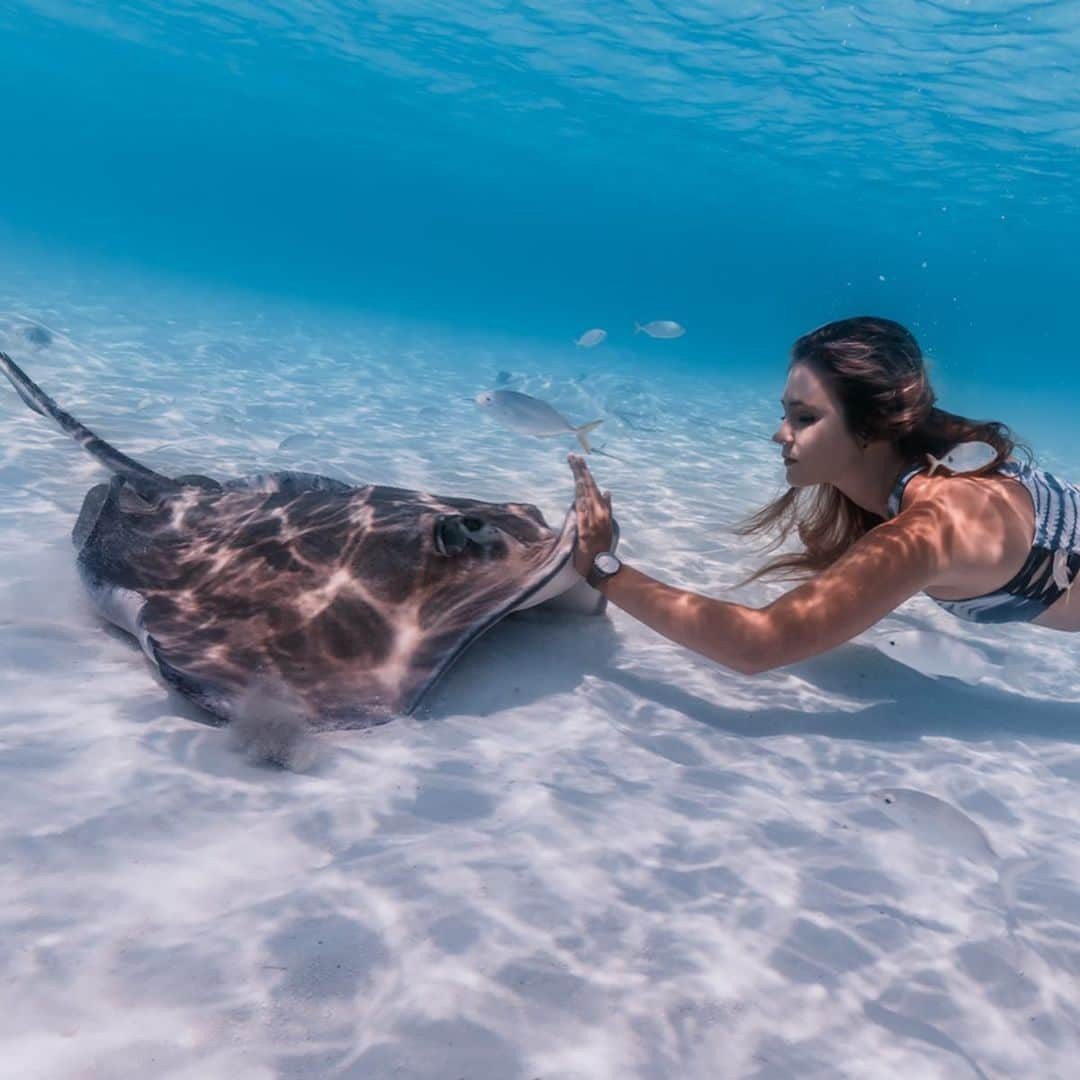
2, 280, 1080, 1080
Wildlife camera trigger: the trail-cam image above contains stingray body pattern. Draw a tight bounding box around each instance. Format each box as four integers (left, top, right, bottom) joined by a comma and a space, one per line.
1, 351, 610, 727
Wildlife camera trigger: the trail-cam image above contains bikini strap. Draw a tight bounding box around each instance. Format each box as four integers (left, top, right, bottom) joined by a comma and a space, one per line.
886, 464, 926, 519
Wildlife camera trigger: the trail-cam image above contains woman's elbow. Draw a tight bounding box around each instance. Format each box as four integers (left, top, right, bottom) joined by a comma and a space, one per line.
736, 652, 779, 677
732, 623, 788, 675
704, 632, 777, 676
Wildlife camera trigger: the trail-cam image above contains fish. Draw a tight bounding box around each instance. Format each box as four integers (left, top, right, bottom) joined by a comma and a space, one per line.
22, 324, 53, 348
1052, 548, 1078, 601
0, 350, 616, 730
925, 440, 998, 476
634, 320, 685, 340
277, 432, 320, 453
575, 329, 607, 348
874, 628, 993, 683
870, 787, 1038, 913
475, 388, 604, 453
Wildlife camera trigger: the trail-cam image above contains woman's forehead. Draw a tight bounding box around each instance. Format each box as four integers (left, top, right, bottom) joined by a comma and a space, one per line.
781, 363, 829, 405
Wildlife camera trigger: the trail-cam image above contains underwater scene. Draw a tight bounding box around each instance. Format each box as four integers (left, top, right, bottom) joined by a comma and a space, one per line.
2, 2, 1080, 1077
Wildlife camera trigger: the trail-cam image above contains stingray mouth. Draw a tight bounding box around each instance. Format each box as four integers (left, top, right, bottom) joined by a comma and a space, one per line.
433, 513, 503, 557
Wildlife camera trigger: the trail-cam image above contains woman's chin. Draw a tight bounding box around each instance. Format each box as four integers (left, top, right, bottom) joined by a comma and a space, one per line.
783, 464, 809, 487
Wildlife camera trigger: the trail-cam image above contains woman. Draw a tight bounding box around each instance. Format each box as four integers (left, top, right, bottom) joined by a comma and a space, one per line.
570, 316, 1080, 676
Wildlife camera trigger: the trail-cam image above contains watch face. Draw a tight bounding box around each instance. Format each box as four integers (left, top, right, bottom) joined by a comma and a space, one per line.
595, 553, 621, 575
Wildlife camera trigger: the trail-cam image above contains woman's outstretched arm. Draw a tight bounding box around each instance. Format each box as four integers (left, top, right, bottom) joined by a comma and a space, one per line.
569, 455, 951, 675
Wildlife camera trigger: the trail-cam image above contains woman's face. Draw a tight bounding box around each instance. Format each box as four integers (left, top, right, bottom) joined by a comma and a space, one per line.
773, 362, 862, 487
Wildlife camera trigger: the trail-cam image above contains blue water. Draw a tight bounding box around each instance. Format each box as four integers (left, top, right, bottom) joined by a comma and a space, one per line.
8, 10, 1080, 1072
2, 2, 1078, 423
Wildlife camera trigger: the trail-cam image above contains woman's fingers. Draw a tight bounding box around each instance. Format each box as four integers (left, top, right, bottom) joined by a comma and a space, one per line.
569, 456, 612, 540
572, 457, 603, 501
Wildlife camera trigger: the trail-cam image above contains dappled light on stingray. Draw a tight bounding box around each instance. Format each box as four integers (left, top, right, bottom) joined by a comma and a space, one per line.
0, 349, 613, 728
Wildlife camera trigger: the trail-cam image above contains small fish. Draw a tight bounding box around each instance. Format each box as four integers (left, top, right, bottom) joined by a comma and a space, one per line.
575, 329, 607, 348
1052, 548, 1077, 601
475, 389, 603, 453
925, 440, 998, 476
634, 320, 685, 339
875, 629, 992, 683
870, 787, 1038, 913
873, 788, 998, 864
22, 324, 52, 348
277, 432, 319, 453
494, 370, 514, 387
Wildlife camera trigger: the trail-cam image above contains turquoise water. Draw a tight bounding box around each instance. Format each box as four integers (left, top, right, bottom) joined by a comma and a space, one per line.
3, 1, 1079, 421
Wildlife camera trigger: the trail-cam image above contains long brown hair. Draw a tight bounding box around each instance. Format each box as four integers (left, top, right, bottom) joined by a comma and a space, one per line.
735, 316, 1031, 584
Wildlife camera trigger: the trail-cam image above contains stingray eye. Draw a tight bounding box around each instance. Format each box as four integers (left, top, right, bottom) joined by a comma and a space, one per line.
883, 796, 894, 805
433, 515, 469, 557
433, 514, 502, 556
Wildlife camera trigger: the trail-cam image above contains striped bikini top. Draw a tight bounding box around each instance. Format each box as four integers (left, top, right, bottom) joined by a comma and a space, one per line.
885, 459, 1080, 624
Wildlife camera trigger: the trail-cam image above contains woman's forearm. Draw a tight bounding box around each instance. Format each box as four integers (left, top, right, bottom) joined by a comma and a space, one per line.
595, 564, 767, 675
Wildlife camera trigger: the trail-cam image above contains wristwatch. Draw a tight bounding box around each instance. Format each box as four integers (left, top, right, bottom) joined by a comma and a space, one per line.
586, 551, 622, 589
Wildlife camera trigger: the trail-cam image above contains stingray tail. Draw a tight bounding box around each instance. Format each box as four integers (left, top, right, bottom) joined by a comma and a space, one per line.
0, 350, 178, 500
573, 419, 604, 453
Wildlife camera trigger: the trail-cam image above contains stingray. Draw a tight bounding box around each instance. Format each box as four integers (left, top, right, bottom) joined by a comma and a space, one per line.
1, 352, 615, 728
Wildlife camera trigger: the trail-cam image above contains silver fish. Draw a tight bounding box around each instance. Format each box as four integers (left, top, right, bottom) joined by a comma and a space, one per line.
575, 328, 607, 348
634, 320, 685, 340
874, 629, 992, 683
925, 440, 997, 476
871, 787, 1037, 912
475, 389, 603, 453
277, 432, 319, 453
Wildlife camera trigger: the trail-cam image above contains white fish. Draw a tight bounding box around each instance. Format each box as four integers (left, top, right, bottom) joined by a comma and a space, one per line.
634, 320, 685, 339
475, 389, 603, 453
278, 432, 319, 453
874, 629, 992, 683
870, 787, 1038, 912
925, 440, 997, 476
1052, 548, 1077, 601
575, 328, 607, 348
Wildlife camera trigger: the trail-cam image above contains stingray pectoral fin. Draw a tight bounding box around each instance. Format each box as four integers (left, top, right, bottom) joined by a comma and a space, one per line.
532, 576, 608, 615
174, 474, 224, 493
528, 506, 617, 616
401, 505, 582, 714
72, 481, 115, 549
143, 636, 230, 727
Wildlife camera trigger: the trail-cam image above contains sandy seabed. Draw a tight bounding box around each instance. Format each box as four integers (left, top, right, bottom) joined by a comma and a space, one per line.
2, 282, 1080, 1080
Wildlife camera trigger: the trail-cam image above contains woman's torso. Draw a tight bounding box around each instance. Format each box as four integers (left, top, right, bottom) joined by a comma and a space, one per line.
899, 463, 1080, 630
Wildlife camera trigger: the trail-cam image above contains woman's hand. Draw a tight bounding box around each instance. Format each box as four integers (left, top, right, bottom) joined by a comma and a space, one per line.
569, 454, 614, 577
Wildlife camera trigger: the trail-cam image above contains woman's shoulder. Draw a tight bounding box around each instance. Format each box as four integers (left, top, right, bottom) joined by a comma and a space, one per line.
898, 466, 1034, 570
903, 462, 1028, 508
